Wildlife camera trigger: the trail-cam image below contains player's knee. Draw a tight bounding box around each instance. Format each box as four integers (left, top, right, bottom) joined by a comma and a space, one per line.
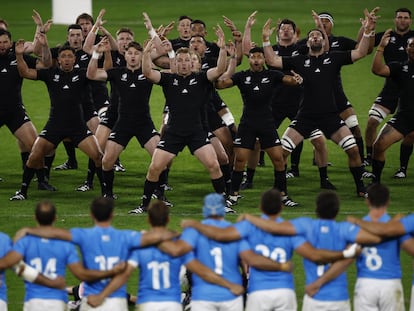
338, 135, 357, 151
282, 136, 296, 153
368, 105, 387, 123
345, 115, 359, 128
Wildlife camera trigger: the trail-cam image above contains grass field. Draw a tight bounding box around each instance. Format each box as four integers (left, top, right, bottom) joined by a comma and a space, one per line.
1, 0, 414, 309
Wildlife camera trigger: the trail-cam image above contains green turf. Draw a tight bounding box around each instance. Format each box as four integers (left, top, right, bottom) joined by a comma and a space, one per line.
1, 0, 414, 309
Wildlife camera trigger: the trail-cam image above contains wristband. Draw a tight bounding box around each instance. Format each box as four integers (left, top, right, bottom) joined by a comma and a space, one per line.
14, 261, 40, 283
92, 51, 101, 60
342, 243, 359, 258
221, 111, 235, 126
263, 41, 271, 47
363, 30, 375, 38
168, 50, 176, 59
149, 28, 157, 39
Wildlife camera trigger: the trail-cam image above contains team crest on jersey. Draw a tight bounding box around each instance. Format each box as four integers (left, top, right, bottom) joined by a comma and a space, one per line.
121, 73, 127, 81
331, 41, 339, 48
53, 74, 60, 82
261, 77, 270, 83
234, 138, 242, 144
173, 79, 179, 86
321, 226, 329, 233
292, 50, 299, 56
201, 63, 209, 69
189, 78, 197, 85
244, 76, 251, 84
403, 65, 408, 72
390, 37, 396, 44
138, 74, 146, 80
304, 59, 311, 67
72, 75, 79, 82
9, 60, 17, 66
80, 54, 89, 61
323, 58, 331, 64
108, 132, 116, 139
158, 140, 165, 147
101, 235, 110, 242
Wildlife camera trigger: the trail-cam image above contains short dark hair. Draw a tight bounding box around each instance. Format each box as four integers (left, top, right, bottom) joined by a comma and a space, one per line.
0, 29, 11, 40
178, 15, 192, 22
249, 47, 264, 55
76, 13, 94, 24
116, 27, 134, 37
315, 191, 340, 219
148, 200, 169, 227
0, 19, 9, 29
366, 183, 389, 208
90, 197, 114, 221
67, 24, 82, 32
278, 19, 296, 32
35, 200, 56, 226
191, 19, 206, 28
395, 8, 412, 17
260, 189, 282, 215
126, 41, 143, 51
58, 45, 76, 55
190, 35, 206, 43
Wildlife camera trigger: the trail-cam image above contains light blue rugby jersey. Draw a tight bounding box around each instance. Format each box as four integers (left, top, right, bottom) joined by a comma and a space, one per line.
128, 243, 193, 304
0, 232, 12, 303
290, 217, 359, 301
357, 213, 409, 279
13, 235, 79, 302
399, 214, 414, 285
181, 218, 249, 302
70, 226, 142, 297
234, 216, 306, 292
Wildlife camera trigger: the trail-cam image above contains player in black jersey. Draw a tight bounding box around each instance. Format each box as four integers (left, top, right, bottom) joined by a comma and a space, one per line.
130, 26, 228, 214
87, 40, 162, 201
0, 28, 55, 193
364, 8, 414, 175
10, 44, 106, 200
216, 47, 303, 207
371, 33, 414, 183
242, 13, 334, 190
170, 15, 192, 51
262, 9, 377, 197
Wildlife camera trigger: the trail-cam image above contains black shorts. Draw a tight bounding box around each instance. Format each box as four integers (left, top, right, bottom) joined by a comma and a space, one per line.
373, 80, 400, 114
0, 106, 31, 133
387, 112, 414, 136
235, 123, 281, 150
157, 129, 210, 155
289, 113, 346, 139
272, 104, 298, 129
207, 108, 226, 132
108, 120, 160, 148
99, 104, 118, 129
335, 91, 353, 114
40, 121, 92, 147
82, 100, 98, 122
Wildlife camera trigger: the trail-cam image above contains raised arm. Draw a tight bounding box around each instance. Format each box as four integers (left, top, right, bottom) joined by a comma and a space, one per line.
31, 9, 52, 56
181, 219, 241, 241
83, 9, 107, 54
186, 259, 244, 296
356, 7, 379, 54
351, 8, 378, 62
207, 25, 227, 81
15, 40, 38, 80
371, 29, 392, 77
311, 10, 329, 52
142, 38, 161, 83
242, 11, 258, 56
87, 37, 110, 81
262, 19, 283, 68
222, 15, 243, 65
215, 42, 237, 89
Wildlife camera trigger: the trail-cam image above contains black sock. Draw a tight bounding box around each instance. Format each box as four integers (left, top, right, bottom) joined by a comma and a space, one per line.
372, 159, 385, 183
366, 146, 373, 160
143, 179, 158, 207
400, 143, 413, 171
95, 167, 105, 195
245, 167, 255, 183
211, 176, 225, 194
21, 167, 36, 195
20, 152, 30, 170
220, 164, 232, 194
355, 136, 365, 162
350, 166, 365, 191
44, 154, 55, 181
102, 169, 114, 196
86, 158, 96, 185
319, 166, 328, 181
290, 141, 303, 172
231, 170, 244, 193
63, 141, 77, 165
274, 169, 287, 194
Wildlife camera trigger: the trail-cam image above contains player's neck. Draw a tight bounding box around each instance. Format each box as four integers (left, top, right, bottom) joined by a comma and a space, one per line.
278, 38, 295, 47
394, 28, 410, 36
368, 207, 386, 221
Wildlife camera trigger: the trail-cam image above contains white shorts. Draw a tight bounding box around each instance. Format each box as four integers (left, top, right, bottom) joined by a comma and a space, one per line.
354, 278, 404, 311
246, 288, 297, 311
191, 296, 243, 311
80, 297, 128, 311
137, 301, 181, 311
302, 294, 350, 311
23, 299, 66, 311
0, 300, 7, 311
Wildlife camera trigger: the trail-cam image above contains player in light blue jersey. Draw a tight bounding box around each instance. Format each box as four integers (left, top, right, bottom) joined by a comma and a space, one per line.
84, 200, 244, 310
159, 193, 293, 311
182, 188, 360, 311
348, 185, 414, 311
2, 200, 125, 311
17, 197, 177, 311
0, 232, 12, 311
243, 191, 381, 311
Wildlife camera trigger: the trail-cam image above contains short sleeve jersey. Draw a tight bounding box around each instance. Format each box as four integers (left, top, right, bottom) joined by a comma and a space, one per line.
290, 217, 360, 301
158, 71, 210, 135
106, 67, 153, 124
13, 235, 79, 302
180, 219, 249, 302
282, 51, 353, 116
234, 217, 306, 292
0, 233, 12, 303
128, 243, 193, 303
0, 53, 37, 113
70, 226, 142, 298
36, 67, 88, 127
231, 69, 284, 126
356, 213, 410, 279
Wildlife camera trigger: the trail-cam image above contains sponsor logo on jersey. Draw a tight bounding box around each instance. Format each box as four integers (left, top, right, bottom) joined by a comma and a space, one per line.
321, 226, 329, 233
130, 83, 136, 88
399, 46, 405, 51
1, 68, 7, 73
403, 65, 409, 72
102, 235, 110, 242
304, 59, 311, 67
62, 85, 69, 89
72, 75, 79, 82
182, 88, 188, 93
390, 37, 396, 44
121, 73, 127, 81
253, 86, 260, 90
314, 68, 321, 73
53, 75, 60, 82
74, 64, 80, 68
244, 76, 251, 84
173, 79, 178, 86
